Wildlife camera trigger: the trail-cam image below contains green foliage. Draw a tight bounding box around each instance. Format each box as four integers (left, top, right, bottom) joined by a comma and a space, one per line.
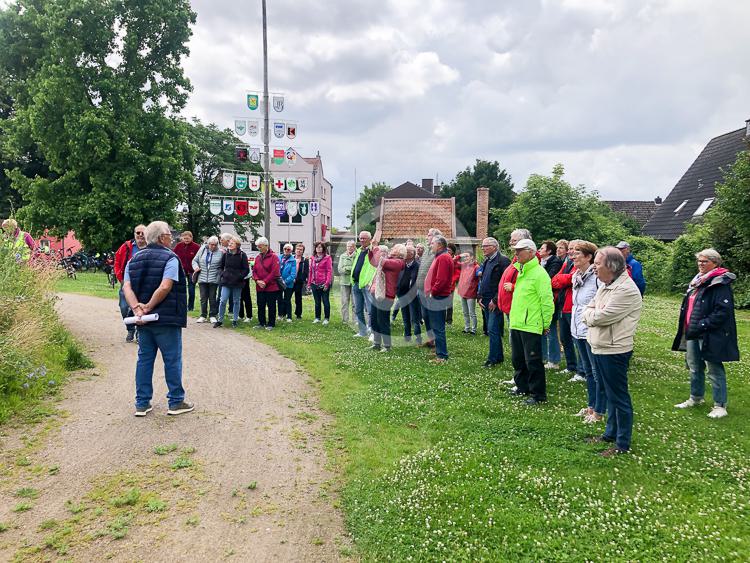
0, 0, 197, 250
624, 235, 673, 294
439, 159, 515, 236
670, 223, 714, 292
493, 164, 629, 246
347, 182, 390, 235
110, 488, 140, 508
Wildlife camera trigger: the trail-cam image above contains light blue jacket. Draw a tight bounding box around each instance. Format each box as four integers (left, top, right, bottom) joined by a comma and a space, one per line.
571, 265, 601, 339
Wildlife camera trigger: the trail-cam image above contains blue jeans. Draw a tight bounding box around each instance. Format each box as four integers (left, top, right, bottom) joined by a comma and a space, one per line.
352, 284, 369, 336
427, 296, 449, 359
119, 284, 134, 334
482, 299, 504, 364
187, 277, 196, 311
400, 297, 422, 341
686, 339, 728, 406
370, 297, 393, 349
559, 313, 581, 374
219, 286, 242, 322
575, 338, 606, 414
542, 321, 561, 364
592, 351, 633, 451
135, 325, 185, 408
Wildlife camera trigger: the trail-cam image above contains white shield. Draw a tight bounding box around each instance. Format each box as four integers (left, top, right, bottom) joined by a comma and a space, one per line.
250, 147, 261, 164
274, 122, 285, 138
285, 147, 296, 166
248, 120, 259, 137
273, 178, 286, 192
286, 122, 296, 139
209, 199, 222, 215
234, 120, 247, 136
248, 175, 261, 191
286, 201, 299, 217
223, 199, 234, 215
222, 171, 235, 189
248, 200, 260, 216
310, 201, 320, 217
273, 95, 284, 112
285, 177, 298, 191
297, 178, 308, 192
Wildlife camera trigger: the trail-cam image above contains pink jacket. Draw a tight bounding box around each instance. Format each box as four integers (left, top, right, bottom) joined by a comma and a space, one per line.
308, 254, 332, 289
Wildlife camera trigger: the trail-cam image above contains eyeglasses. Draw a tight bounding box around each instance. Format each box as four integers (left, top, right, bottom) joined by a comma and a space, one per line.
135, 231, 144, 235
697, 260, 711, 264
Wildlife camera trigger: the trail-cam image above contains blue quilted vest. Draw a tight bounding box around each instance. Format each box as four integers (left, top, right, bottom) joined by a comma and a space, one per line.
128, 244, 187, 328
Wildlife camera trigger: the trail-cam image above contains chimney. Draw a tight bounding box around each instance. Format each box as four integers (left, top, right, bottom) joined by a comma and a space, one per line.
745, 118, 750, 141
476, 186, 490, 240
422, 178, 434, 194
654, 196, 662, 205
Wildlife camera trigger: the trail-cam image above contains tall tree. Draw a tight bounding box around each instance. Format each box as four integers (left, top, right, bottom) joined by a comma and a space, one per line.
0, 0, 196, 250
179, 119, 264, 240
494, 164, 629, 247
347, 181, 390, 235
440, 160, 515, 237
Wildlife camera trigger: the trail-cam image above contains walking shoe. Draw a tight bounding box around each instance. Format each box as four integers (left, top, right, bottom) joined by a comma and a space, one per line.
209, 317, 218, 323
708, 406, 728, 419
584, 435, 615, 444
231, 320, 237, 328
508, 388, 528, 396
675, 397, 704, 408
254, 324, 265, 329
368, 333, 375, 342
599, 447, 628, 457
501, 378, 515, 385
195, 317, 206, 323
265, 326, 274, 331
243, 317, 252, 323
370, 344, 381, 351
134, 404, 153, 417
352, 332, 365, 337
568, 374, 586, 383
213, 321, 222, 328
286, 318, 293, 323
462, 328, 469, 334
469, 330, 476, 335
574, 407, 591, 417
430, 358, 448, 364
525, 397, 546, 406
312, 318, 320, 324
125, 332, 135, 343
322, 319, 329, 326
544, 362, 559, 369
380, 347, 390, 353
583, 413, 604, 424
167, 401, 195, 416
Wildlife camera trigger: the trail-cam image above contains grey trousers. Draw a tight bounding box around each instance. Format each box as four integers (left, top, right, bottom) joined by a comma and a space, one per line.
340, 284, 354, 323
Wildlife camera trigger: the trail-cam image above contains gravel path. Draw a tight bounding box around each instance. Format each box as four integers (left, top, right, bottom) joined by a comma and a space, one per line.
0, 293, 350, 562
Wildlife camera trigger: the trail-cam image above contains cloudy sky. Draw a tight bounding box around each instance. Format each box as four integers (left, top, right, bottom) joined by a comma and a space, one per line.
183, 0, 750, 229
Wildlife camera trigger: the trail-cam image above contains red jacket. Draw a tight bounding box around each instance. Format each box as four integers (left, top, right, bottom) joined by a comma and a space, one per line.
425, 250, 454, 297
551, 258, 575, 314
252, 250, 281, 292
457, 261, 479, 299
498, 256, 518, 314
173, 241, 200, 274
369, 248, 404, 300
114, 240, 134, 283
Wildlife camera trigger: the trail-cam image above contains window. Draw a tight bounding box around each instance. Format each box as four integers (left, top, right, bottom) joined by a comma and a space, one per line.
692, 198, 714, 217
673, 200, 688, 213
279, 212, 303, 224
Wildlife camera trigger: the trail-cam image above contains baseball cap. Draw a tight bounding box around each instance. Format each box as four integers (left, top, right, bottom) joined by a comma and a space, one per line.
615, 241, 630, 249
513, 239, 537, 252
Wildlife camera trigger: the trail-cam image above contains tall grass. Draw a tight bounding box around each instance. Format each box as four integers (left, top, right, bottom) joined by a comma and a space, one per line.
0, 247, 92, 422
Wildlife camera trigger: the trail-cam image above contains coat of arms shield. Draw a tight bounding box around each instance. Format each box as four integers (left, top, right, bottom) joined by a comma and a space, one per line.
235, 174, 248, 190
273, 95, 284, 112
222, 172, 234, 189
210, 199, 222, 215
223, 199, 234, 215
309, 201, 320, 217
248, 200, 260, 216
234, 120, 247, 136
298, 202, 309, 216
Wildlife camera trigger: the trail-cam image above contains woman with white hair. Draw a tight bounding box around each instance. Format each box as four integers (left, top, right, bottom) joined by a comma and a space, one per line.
252, 236, 281, 330
215, 235, 249, 328
191, 235, 223, 323
672, 248, 739, 419
368, 242, 406, 352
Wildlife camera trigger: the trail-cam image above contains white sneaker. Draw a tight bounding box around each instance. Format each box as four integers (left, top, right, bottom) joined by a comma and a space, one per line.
502, 378, 515, 385
544, 362, 559, 369
322, 319, 329, 325
368, 334, 375, 343
352, 333, 365, 338
312, 318, 320, 324
243, 317, 252, 323
675, 397, 704, 409
209, 317, 218, 324
286, 318, 292, 323
568, 374, 586, 383
574, 407, 589, 417
708, 406, 728, 419
195, 317, 206, 323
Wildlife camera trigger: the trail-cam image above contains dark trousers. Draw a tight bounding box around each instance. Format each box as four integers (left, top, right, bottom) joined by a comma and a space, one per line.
446, 305, 453, 324
187, 277, 196, 311
239, 279, 253, 319
371, 298, 393, 349
482, 299, 504, 364
311, 286, 331, 320
481, 307, 488, 335
293, 281, 305, 319
282, 287, 295, 320
559, 312, 581, 374
510, 329, 546, 400
257, 290, 278, 327
419, 292, 432, 335
592, 352, 634, 451
401, 297, 422, 341
198, 282, 219, 318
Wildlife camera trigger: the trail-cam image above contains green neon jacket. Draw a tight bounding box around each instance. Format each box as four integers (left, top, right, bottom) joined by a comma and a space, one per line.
508, 257, 555, 335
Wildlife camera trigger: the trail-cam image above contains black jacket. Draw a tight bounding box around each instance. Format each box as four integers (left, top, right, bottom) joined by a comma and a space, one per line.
543, 255, 563, 278
672, 272, 739, 363
295, 257, 309, 285
478, 251, 511, 303
397, 259, 420, 298
219, 250, 250, 288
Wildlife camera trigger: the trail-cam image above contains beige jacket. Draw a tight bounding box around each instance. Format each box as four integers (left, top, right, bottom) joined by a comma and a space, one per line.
583, 271, 642, 355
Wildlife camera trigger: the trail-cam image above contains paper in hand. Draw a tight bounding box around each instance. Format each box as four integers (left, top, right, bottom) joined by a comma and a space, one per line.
123, 313, 159, 326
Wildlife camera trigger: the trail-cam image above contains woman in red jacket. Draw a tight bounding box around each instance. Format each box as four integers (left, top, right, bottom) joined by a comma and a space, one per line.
369, 243, 406, 352
251, 237, 281, 330
551, 239, 583, 380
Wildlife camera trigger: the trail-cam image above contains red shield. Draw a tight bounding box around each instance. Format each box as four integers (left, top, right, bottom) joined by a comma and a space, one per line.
235, 200, 249, 216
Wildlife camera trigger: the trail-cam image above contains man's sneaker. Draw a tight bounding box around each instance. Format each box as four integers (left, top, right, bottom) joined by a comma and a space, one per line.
568, 374, 586, 383
213, 321, 222, 328
231, 320, 237, 328
254, 324, 265, 329
502, 378, 515, 385
352, 332, 365, 338
125, 332, 135, 343
167, 402, 195, 416
544, 362, 559, 369
209, 317, 218, 323
286, 318, 293, 323
195, 317, 206, 323
134, 404, 153, 417
243, 317, 252, 323
708, 406, 728, 419
574, 407, 590, 417
265, 326, 274, 331
675, 397, 704, 409
380, 347, 390, 353
368, 333, 375, 343
312, 318, 320, 324
322, 319, 329, 326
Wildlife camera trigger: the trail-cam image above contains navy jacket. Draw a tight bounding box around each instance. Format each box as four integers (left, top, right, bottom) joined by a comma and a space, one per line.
128, 244, 187, 328
397, 259, 420, 298
478, 251, 511, 303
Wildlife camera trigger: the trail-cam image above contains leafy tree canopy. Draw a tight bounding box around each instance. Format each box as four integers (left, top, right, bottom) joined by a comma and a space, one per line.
347, 181, 390, 236
0, 0, 197, 250
440, 159, 515, 237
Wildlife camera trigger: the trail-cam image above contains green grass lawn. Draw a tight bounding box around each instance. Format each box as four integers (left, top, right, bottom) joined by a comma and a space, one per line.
55, 270, 120, 300
58, 274, 750, 561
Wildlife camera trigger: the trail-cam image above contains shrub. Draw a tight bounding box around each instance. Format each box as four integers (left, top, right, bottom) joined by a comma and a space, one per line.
625, 236, 672, 294
669, 223, 714, 292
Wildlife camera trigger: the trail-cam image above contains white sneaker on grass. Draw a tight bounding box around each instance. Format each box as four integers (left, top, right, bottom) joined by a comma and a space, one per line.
544, 362, 559, 369
312, 318, 320, 324
195, 317, 206, 323
675, 397, 704, 408
501, 378, 515, 385
286, 318, 293, 323
708, 406, 728, 419
568, 374, 586, 383
209, 317, 218, 324
574, 407, 590, 417
243, 317, 252, 323
322, 319, 329, 325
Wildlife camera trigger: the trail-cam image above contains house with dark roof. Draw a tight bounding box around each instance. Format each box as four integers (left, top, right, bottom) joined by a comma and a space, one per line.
605, 199, 661, 229
643, 120, 750, 241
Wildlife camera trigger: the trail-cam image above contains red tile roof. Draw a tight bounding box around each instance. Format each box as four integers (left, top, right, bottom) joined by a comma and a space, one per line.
379, 198, 456, 239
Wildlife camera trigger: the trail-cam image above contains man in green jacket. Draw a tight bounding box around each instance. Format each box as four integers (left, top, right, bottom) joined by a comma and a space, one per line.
350, 231, 376, 337
509, 239, 555, 405
338, 240, 356, 323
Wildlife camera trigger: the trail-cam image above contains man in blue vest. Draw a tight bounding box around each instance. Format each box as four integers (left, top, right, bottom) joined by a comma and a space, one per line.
123, 221, 194, 417
478, 237, 511, 368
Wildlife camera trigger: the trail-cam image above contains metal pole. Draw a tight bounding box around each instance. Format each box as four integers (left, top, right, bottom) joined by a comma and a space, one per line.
262, 0, 271, 241
354, 168, 358, 235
